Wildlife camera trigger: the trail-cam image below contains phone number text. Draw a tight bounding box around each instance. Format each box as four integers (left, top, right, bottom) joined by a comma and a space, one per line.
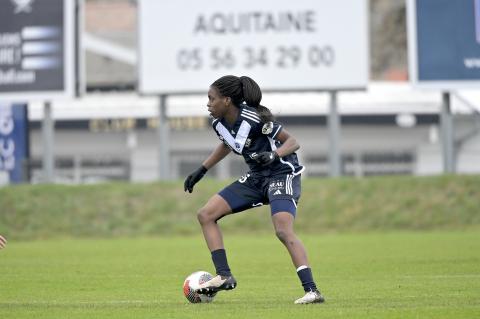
176, 45, 334, 71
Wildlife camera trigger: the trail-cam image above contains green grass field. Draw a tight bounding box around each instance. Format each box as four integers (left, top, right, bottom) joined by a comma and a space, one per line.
1, 231, 479, 319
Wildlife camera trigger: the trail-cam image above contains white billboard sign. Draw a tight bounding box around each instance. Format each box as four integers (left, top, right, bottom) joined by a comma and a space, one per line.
138, 0, 368, 94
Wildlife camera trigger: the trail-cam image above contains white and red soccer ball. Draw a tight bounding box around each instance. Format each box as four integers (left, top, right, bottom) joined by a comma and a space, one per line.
183, 271, 217, 303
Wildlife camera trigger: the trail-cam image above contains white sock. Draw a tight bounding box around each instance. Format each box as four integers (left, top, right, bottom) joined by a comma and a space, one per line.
296, 265, 308, 272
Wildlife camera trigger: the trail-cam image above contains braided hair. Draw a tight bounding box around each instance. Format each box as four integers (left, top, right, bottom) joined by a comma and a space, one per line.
211, 75, 274, 123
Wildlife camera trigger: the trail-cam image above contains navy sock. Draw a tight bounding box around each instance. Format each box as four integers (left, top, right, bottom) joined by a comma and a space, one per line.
297, 266, 317, 292
211, 249, 231, 276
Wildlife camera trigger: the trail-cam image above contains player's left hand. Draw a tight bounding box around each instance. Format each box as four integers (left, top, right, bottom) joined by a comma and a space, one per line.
253, 151, 279, 166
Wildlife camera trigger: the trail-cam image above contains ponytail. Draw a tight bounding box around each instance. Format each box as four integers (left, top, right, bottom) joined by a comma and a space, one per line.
239, 76, 261, 108
255, 104, 274, 123
212, 75, 274, 123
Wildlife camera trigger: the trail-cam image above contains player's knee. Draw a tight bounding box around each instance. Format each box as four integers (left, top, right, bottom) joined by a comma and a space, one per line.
197, 208, 209, 225
275, 229, 289, 244
275, 228, 296, 246
197, 206, 215, 225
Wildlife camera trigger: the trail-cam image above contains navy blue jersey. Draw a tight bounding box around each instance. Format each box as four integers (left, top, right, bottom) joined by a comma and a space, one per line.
212, 104, 304, 176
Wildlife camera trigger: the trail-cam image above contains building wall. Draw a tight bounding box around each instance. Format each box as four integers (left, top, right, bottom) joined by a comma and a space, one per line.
28, 119, 462, 183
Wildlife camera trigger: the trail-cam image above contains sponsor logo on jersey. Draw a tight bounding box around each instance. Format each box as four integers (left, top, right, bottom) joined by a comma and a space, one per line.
244, 138, 252, 148
269, 181, 284, 188
269, 181, 285, 194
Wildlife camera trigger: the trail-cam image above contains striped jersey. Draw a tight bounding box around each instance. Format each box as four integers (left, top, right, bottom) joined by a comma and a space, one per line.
212, 104, 304, 176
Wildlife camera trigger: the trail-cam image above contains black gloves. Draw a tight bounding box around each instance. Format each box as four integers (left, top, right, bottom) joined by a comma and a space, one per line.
184, 166, 208, 193
253, 151, 279, 166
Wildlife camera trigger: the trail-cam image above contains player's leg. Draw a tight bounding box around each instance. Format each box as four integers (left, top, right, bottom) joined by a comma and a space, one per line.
196, 174, 264, 293
196, 194, 237, 293
271, 208, 324, 304
197, 194, 232, 252
271, 209, 309, 268
268, 174, 324, 304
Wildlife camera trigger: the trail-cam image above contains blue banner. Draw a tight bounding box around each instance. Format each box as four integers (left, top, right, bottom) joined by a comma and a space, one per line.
476, 0, 480, 44
416, 0, 480, 81
0, 103, 29, 183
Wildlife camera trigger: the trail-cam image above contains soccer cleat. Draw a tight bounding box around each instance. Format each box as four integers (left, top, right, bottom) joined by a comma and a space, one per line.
195, 274, 237, 294
294, 289, 325, 304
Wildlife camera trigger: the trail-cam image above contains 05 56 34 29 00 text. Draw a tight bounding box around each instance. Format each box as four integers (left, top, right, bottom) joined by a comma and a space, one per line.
176, 45, 335, 71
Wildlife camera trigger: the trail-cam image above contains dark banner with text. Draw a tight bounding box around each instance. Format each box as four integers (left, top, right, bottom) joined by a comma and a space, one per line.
0, 0, 75, 100
408, 0, 480, 88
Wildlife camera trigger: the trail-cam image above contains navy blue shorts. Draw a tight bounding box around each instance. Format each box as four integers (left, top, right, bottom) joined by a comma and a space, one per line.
218, 172, 301, 216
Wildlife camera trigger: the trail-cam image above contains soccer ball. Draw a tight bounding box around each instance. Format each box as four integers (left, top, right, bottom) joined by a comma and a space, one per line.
183, 271, 217, 303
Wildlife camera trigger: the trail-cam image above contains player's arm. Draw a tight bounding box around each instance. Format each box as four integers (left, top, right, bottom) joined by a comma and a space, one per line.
253, 128, 300, 166
184, 143, 231, 193
202, 143, 231, 169
273, 129, 299, 157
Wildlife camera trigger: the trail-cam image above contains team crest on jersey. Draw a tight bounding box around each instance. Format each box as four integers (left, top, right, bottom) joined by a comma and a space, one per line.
262, 122, 274, 135
234, 142, 241, 151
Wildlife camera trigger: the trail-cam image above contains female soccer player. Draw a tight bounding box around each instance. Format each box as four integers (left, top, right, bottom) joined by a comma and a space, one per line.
184, 75, 324, 304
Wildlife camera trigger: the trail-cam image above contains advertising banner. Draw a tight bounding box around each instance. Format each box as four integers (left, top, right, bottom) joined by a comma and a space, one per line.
139, 0, 369, 94
0, 103, 29, 183
408, 0, 480, 89
0, 0, 76, 101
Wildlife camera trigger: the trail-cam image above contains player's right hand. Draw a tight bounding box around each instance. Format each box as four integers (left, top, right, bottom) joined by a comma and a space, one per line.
252, 151, 279, 166
184, 166, 208, 193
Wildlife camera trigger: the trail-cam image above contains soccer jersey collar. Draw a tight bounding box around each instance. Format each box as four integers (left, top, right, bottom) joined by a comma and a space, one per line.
223, 104, 246, 135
